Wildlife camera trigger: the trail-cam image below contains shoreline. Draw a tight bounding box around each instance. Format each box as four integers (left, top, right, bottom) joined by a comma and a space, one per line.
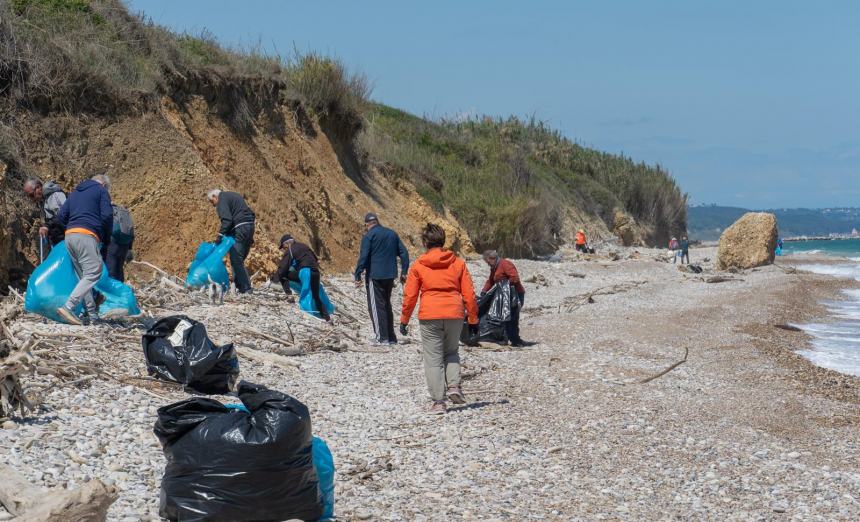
2, 247, 860, 519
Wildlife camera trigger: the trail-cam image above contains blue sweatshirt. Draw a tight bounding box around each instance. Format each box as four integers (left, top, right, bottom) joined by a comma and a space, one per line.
58, 180, 113, 243
354, 225, 409, 281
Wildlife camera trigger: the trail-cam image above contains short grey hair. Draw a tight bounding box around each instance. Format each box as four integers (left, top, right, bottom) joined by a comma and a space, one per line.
483, 249, 499, 261
23, 177, 42, 191
91, 174, 111, 189
206, 189, 222, 200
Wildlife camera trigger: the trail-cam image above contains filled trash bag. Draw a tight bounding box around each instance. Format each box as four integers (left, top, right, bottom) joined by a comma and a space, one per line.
142, 315, 239, 395
154, 382, 322, 522
287, 267, 336, 318
313, 436, 336, 520
24, 240, 140, 322
460, 280, 516, 345
185, 236, 236, 289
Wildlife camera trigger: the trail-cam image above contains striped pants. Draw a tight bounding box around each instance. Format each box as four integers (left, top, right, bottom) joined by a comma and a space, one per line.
366, 278, 396, 343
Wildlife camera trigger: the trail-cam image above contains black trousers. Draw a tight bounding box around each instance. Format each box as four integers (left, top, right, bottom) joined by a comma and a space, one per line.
280, 268, 329, 320
106, 242, 130, 282
505, 292, 525, 344
366, 278, 396, 343
229, 224, 254, 293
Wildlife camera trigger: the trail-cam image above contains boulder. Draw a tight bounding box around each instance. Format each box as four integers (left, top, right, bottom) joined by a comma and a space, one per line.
716, 212, 778, 270
613, 210, 642, 246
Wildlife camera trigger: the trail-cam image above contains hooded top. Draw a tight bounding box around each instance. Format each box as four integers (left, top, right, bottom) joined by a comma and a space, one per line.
41, 181, 67, 222
58, 179, 113, 242
400, 248, 479, 324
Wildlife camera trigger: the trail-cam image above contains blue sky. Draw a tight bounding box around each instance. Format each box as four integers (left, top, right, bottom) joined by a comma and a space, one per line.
128, 0, 860, 209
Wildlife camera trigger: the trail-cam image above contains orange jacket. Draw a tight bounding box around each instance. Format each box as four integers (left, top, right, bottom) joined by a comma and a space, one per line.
575, 231, 587, 245
400, 248, 479, 325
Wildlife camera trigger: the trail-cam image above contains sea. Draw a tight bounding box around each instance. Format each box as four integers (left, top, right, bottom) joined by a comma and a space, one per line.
782, 238, 860, 377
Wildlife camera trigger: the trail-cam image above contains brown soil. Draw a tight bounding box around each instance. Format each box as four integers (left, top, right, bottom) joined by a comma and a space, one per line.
3, 94, 472, 287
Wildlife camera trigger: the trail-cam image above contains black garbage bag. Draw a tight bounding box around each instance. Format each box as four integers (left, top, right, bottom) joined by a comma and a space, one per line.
154, 382, 322, 522
461, 280, 517, 345
142, 315, 239, 395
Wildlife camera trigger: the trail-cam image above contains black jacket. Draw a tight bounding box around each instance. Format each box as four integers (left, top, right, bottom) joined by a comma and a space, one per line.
272, 241, 319, 282
216, 192, 255, 237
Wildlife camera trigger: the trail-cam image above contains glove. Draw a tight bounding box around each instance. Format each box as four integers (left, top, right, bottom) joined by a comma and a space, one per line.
125, 250, 134, 263
399, 323, 409, 336
468, 324, 479, 337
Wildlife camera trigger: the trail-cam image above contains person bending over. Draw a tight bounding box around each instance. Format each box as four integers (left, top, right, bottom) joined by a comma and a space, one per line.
482, 250, 532, 347
271, 234, 330, 322
207, 189, 255, 294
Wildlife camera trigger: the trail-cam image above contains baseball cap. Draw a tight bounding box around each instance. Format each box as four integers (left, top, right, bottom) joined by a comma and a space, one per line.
364, 212, 379, 224
279, 234, 293, 247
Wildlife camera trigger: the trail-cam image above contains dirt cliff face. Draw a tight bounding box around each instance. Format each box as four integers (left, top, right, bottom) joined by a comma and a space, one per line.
1, 92, 472, 289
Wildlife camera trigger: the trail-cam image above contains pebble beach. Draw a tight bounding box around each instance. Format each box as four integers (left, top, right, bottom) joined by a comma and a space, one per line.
2, 246, 859, 520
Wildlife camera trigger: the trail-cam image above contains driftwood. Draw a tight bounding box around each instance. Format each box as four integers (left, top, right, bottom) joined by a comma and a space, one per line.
238, 345, 302, 369
636, 346, 689, 384
774, 324, 802, 332
0, 464, 117, 521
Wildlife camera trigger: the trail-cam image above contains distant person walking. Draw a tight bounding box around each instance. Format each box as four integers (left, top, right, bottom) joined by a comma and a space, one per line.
55, 174, 113, 325
481, 250, 531, 347
354, 213, 409, 345
23, 178, 67, 253
679, 236, 690, 264
271, 234, 331, 322
669, 236, 680, 264
575, 229, 589, 253
400, 224, 479, 415
106, 203, 134, 282
207, 189, 255, 294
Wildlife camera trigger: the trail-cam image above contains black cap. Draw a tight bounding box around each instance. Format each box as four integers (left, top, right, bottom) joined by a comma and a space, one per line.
279, 234, 293, 247
364, 212, 379, 224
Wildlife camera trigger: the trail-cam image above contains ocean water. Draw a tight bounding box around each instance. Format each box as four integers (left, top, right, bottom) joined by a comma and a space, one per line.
786, 239, 860, 377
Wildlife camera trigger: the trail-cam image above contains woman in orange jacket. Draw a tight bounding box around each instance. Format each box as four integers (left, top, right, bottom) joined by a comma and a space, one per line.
400, 223, 479, 415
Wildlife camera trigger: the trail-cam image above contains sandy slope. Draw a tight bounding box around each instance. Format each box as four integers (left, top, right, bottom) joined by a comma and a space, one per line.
1, 247, 859, 520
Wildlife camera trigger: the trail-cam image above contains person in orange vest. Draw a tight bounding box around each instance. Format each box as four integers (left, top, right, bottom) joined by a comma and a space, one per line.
575, 229, 588, 253
400, 224, 479, 415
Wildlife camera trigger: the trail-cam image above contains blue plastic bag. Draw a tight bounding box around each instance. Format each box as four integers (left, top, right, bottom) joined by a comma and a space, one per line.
312, 436, 335, 520
24, 240, 140, 322
287, 267, 335, 318
186, 237, 236, 289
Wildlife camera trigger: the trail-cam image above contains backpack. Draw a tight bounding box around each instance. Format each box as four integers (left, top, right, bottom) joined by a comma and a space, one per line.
112, 205, 135, 245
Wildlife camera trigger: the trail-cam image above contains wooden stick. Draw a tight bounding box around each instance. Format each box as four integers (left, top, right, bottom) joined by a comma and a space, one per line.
238, 345, 301, 368
242, 327, 296, 347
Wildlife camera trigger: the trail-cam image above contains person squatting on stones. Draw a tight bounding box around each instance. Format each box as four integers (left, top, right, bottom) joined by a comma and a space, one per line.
354, 212, 409, 345
271, 234, 331, 322
400, 224, 479, 415
207, 189, 255, 294
55, 174, 113, 325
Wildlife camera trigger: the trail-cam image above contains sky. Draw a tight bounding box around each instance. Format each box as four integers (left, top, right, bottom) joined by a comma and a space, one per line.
127, 0, 860, 209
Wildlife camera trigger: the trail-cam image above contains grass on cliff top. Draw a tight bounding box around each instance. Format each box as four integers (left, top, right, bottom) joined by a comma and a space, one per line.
0, 0, 369, 127
359, 104, 688, 257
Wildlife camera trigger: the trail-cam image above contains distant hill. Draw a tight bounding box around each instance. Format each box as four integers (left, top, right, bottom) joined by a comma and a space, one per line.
689, 205, 860, 240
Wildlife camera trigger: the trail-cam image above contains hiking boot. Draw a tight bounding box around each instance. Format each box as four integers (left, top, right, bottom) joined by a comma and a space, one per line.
428, 401, 447, 415
447, 385, 466, 405
511, 340, 535, 348
56, 306, 82, 326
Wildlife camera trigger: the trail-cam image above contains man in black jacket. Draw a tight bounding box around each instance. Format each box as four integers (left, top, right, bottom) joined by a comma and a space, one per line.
271, 235, 330, 321
207, 189, 255, 294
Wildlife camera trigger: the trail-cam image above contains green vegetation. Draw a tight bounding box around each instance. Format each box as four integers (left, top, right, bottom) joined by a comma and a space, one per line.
689, 205, 860, 240
1, 0, 687, 256
359, 104, 687, 256
0, 0, 368, 125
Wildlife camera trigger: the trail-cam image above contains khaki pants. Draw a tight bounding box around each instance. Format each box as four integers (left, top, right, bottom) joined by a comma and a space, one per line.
419, 319, 462, 402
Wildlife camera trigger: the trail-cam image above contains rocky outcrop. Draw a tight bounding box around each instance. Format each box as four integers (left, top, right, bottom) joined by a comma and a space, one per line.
716, 212, 778, 270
